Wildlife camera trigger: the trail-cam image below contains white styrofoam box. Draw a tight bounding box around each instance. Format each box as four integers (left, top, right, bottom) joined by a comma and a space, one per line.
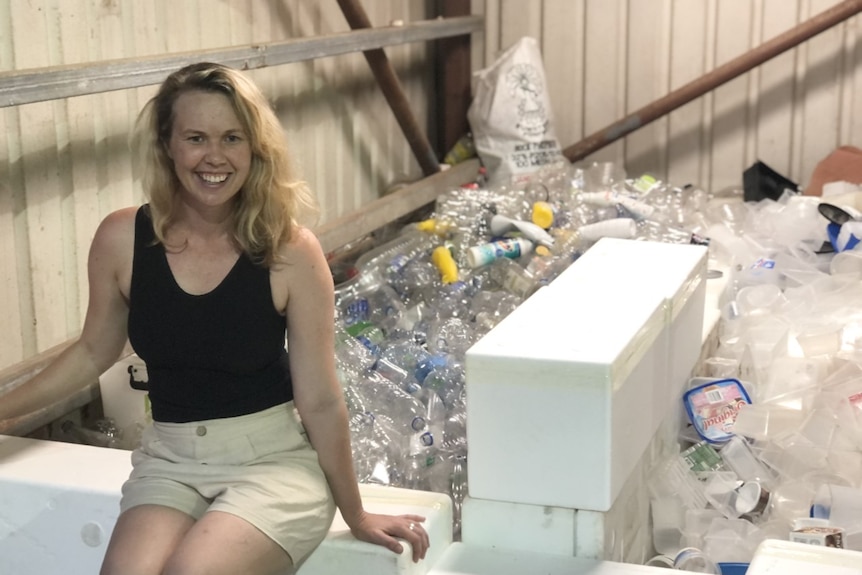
299, 483, 453, 575
551, 238, 709, 400
461, 411, 663, 563
0, 435, 452, 575
428, 542, 676, 575
747, 539, 862, 575
703, 262, 730, 344
549, 238, 710, 443
466, 269, 667, 511
460, 496, 577, 556
0, 435, 132, 575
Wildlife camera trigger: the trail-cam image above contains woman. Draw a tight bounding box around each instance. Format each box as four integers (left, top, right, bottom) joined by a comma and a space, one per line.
0, 62, 429, 574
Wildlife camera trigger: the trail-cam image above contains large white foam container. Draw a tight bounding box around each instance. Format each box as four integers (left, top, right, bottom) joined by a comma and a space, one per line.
427, 542, 672, 575
550, 237, 709, 404
747, 539, 862, 574
550, 238, 710, 443
466, 267, 668, 511
461, 412, 664, 564
466, 238, 710, 512
0, 434, 452, 575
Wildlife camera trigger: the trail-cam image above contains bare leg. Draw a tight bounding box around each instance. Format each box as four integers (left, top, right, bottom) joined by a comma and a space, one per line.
162, 510, 294, 575
100, 504, 195, 575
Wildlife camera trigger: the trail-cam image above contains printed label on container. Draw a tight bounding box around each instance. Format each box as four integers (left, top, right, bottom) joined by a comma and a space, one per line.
683, 378, 752, 444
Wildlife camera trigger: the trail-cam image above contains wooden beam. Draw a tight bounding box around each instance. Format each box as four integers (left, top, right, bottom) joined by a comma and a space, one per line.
336, 0, 441, 176
0, 15, 483, 108
435, 0, 474, 160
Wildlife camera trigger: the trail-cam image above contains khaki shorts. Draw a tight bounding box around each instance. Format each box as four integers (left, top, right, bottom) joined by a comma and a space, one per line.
120, 402, 336, 564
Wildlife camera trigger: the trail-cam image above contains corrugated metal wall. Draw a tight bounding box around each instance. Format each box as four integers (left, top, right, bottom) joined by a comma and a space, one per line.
0, 0, 433, 370
473, 0, 861, 191
2, 0, 861, 373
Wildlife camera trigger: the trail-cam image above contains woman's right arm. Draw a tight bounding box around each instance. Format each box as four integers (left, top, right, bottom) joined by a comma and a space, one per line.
0, 208, 136, 430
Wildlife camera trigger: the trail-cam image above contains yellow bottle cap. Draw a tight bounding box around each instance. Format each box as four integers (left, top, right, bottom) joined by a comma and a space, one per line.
532, 201, 554, 229
535, 245, 551, 257
432, 246, 459, 283
416, 219, 437, 232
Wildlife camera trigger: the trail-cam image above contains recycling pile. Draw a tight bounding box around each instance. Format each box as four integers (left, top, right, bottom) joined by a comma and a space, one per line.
333, 159, 862, 557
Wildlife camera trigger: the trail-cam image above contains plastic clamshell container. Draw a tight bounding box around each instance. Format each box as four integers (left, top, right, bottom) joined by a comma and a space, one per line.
683, 378, 752, 444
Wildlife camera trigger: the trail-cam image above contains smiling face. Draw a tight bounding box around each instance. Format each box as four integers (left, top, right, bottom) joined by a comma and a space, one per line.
166, 90, 252, 212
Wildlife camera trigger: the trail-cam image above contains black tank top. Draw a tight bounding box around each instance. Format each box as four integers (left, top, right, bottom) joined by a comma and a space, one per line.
128, 205, 293, 423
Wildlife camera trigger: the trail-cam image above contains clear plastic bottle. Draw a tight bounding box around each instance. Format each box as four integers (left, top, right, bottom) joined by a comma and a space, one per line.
466, 238, 534, 269
59, 419, 122, 449
374, 338, 432, 392
356, 372, 428, 435
334, 323, 376, 379
427, 317, 476, 358
636, 219, 710, 246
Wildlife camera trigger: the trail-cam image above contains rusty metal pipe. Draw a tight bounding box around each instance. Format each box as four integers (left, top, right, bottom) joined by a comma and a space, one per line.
336, 0, 441, 176
563, 0, 862, 163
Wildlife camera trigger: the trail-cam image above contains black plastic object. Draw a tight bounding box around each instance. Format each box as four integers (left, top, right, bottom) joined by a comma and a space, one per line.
818, 202, 855, 226
743, 161, 799, 202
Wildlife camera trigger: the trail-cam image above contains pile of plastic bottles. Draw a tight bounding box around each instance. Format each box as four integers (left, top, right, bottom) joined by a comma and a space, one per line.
335, 153, 862, 559
332, 159, 719, 535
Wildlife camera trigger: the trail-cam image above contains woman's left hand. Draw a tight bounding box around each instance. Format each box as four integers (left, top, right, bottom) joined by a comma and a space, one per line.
349, 512, 429, 563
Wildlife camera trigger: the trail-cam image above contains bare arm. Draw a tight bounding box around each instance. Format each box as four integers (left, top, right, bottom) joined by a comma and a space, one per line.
0, 208, 134, 428
280, 227, 429, 562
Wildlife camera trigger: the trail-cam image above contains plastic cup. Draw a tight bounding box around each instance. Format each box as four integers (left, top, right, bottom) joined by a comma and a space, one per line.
644, 555, 674, 568
767, 479, 817, 524
702, 472, 743, 519
830, 250, 862, 276
703, 357, 740, 379
704, 518, 760, 564
733, 481, 771, 516
730, 403, 804, 441
684, 508, 725, 550
812, 484, 862, 531
651, 496, 685, 556
795, 321, 843, 358
735, 284, 784, 317
673, 547, 720, 573
720, 436, 775, 487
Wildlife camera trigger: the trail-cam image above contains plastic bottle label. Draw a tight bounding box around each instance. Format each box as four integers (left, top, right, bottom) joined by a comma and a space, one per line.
344, 299, 370, 325
751, 258, 776, 269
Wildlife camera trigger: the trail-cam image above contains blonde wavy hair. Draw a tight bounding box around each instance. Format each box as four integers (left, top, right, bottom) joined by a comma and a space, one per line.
132, 62, 318, 266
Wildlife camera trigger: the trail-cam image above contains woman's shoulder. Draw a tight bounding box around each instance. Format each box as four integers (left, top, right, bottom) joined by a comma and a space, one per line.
91, 206, 140, 254
274, 225, 325, 266
269, 226, 330, 312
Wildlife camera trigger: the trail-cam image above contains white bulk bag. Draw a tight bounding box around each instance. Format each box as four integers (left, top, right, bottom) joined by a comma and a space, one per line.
467, 37, 563, 187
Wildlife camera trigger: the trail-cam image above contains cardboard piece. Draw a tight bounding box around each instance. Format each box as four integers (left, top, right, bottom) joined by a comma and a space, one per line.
805, 146, 862, 197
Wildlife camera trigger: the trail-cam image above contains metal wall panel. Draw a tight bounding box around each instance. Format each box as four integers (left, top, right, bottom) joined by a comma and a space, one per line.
3, 0, 859, 373
0, 0, 433, 370
472, 0, 860, 191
